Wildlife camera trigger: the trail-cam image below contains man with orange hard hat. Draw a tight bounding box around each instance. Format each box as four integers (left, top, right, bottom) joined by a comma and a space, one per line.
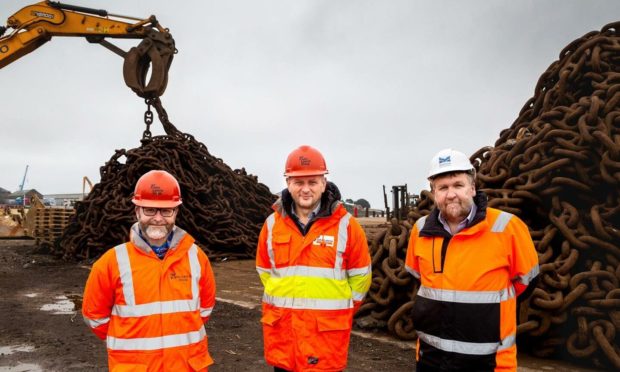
82, 170, 216, 371
256, 145, 372, 372
405, 149, 539, 371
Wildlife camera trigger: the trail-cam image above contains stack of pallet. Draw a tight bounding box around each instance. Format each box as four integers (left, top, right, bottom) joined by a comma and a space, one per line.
25, 207, 74, 246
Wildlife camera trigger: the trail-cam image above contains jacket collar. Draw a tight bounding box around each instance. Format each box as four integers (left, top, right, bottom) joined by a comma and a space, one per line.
129, 222, 187, 254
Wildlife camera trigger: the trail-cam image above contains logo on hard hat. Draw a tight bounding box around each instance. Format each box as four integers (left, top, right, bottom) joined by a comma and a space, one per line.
299, 156, 311, 166
438, 156, 451, 165
151, 183, 163, 196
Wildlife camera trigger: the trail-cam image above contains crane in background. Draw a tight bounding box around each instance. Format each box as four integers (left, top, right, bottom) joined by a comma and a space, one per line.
18, 165, 29, 192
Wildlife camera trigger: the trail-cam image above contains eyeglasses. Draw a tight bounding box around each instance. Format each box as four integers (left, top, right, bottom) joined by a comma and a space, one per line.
141, 207, 176, 217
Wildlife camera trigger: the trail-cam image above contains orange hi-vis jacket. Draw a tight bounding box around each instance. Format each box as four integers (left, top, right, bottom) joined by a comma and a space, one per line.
256, 184, 372, 372
405, 193, 539, 372
82, 223, 216, 372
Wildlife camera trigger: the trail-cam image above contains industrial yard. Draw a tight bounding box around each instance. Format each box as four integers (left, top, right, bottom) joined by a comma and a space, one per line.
2, 1, 620, 371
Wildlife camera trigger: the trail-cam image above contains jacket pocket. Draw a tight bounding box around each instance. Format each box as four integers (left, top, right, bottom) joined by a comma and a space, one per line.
188, 353, 214, 371
260, 308, 283, 326
111, 364, 147, 372
316, 313, 352, 331
311, 312, 352, 370
272, 233, 291, 265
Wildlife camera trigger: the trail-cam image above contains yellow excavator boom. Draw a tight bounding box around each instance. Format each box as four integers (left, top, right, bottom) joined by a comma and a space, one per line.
0, 1, 176, 98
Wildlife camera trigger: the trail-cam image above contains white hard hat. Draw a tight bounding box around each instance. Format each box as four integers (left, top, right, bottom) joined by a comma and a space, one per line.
427, 148, 474, 179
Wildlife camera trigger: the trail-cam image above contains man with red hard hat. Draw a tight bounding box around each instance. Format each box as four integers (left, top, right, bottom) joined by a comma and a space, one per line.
256, 145, 372, 372
82, 170, 216, 371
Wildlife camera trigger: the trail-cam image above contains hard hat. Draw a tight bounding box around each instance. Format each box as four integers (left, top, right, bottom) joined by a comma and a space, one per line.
284, 145, 329, 177
427, 148, 474, 179
132, 170, 182, 208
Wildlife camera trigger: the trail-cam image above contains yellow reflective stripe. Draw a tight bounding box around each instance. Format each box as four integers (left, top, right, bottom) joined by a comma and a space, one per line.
418, 331, 515, 355
265, 276, 351, 300
107, 326, 206, 351
112, 299, 199, 317
417, 285, 516, 304
262, 293, 353, 310
200, 306, 213, 317
515, 265, 539, 286
405, 264, 420, 279
273, 265, 345, 279
258, 271, 271, 287
348, 272, 371, 295
114, 244, 135, 306
265, 214, 276, 268
491, 211, 513, 232
83, 315, 109, 329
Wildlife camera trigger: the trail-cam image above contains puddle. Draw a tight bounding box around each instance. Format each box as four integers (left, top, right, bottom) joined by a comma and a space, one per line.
40, 296, 75, 315
0, 363, 43, 372
0, 345, 35, 355
23, 293, 38, 298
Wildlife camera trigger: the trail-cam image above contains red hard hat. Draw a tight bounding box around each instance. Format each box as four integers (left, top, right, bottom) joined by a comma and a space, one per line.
132, 170, 182, 208
284, 145, 329, 177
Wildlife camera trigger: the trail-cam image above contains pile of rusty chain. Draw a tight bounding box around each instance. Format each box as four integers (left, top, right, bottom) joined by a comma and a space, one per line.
358, 21, 620, 369
55, 99, 276, 261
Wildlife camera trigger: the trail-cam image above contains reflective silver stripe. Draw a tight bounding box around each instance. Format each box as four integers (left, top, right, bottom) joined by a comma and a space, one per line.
405, 265, 420, 279
273, 265, 345, 279
262, 294, 353, 310
417, 285, 515, 304
334, 213, 352, 280
515, 265, 539, 286
416, 216, 427, 232
266, 214, 276, 269
83, 315, 110, 329
107, 326, 206, 351
114, 244, 135, 306
347, 265, 371, 277
491, 211, 513, 232
498, 333, 517, 351
418, 331, 514, 356
200, 306, 213, 317
351, 290, 366, 301
188, 244, 201, 299
256, 267, 270, 275
112, 299, 199, 317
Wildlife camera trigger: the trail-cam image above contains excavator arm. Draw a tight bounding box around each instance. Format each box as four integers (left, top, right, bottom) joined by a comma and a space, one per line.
0, 1, 176, 98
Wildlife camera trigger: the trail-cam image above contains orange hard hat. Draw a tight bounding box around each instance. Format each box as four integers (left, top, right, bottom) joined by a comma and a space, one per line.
132, 170, 182, 208
284, 145, 329, 177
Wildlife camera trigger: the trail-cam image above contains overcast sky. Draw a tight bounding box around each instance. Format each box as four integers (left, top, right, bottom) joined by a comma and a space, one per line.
2, 0, 620, 209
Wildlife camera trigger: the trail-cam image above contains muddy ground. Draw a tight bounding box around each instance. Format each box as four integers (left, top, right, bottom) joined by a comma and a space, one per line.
0, 240, 599, 371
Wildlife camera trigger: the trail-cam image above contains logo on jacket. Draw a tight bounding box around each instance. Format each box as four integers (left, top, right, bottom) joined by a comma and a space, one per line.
169, 272, 190, 282
308, 356, 319, 365
438, 156, 451, 165
312, 235, 334, 247
299, 156, 311, 166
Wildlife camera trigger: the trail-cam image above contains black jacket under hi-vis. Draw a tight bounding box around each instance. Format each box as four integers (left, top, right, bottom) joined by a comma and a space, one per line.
405, 192, 539, 371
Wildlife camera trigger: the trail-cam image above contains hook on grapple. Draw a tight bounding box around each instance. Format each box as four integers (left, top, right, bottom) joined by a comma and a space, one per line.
123, 29, 175, 99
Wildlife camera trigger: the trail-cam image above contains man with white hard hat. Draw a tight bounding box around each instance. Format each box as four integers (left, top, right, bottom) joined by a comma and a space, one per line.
405, 148, 539, 371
